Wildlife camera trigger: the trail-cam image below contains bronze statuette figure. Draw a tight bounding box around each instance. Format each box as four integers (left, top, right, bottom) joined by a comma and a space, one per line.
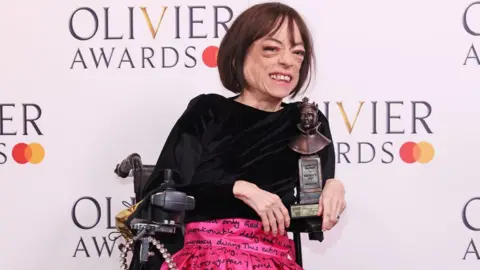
289, 97, 331, 219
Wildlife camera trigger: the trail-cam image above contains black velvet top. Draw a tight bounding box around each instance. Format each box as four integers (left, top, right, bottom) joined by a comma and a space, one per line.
142, 93, 335, 224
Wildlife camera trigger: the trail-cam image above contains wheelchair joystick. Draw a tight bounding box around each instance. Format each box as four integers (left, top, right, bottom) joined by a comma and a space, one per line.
164, 169, 173, 185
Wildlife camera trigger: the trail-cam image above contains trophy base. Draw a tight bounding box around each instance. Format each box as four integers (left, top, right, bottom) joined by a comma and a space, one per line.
290, 203, 319, 219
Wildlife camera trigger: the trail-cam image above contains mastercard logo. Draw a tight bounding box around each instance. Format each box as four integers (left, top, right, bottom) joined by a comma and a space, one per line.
12, 143, 45, 164
399, 141, 434, 164
202, 46, 219, 68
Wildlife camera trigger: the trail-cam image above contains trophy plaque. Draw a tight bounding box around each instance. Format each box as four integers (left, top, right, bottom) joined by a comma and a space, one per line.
289, 97, 331, 219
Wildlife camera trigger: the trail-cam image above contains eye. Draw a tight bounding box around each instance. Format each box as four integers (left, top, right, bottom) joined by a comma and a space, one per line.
263, 46, 279, 52
294, 50, 305, 56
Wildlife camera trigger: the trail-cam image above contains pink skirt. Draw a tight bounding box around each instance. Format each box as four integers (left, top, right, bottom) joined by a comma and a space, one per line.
160, 218, 303, 270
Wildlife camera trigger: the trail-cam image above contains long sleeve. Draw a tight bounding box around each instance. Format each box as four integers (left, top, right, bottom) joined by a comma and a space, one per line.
141, 94, 238, 205
317, 110, 336, 186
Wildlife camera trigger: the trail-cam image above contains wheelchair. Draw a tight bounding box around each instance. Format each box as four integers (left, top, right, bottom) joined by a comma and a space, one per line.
113, 153, 315, 270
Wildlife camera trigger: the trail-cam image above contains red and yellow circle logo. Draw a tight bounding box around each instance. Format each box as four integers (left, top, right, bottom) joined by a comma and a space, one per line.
202, 45, 219, 68
12, 143, 45, 164
399, 141, 434, 164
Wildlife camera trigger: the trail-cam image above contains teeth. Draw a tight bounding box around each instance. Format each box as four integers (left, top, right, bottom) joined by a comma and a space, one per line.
270, 74, 291, 82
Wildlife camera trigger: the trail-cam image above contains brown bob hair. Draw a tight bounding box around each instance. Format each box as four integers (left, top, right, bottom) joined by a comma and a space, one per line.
217, 2, 315, 98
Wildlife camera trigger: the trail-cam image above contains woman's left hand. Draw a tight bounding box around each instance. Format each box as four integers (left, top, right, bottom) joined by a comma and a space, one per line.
317, 178, 346, 231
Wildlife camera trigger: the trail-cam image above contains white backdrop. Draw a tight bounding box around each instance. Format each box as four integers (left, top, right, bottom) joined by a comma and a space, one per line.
1, 0, 480, 269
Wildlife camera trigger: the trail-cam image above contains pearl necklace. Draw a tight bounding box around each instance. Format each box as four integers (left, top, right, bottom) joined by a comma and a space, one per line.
118, 237, 177, 270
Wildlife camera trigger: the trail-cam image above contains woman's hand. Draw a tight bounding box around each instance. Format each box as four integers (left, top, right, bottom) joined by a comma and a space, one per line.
233, 180, 290, 237
317, 178, 346, 231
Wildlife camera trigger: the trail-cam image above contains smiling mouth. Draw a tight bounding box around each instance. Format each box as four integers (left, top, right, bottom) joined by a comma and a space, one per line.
269, 73, 292, 83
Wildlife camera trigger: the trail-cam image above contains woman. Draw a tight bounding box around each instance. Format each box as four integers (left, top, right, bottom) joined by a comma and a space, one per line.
141, 2, 346, 269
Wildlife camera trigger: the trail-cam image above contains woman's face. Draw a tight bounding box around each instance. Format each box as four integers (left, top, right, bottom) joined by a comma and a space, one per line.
242, 19, 305, 100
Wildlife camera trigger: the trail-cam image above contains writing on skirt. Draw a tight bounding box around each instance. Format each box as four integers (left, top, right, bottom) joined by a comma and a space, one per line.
160, 218, 303, 270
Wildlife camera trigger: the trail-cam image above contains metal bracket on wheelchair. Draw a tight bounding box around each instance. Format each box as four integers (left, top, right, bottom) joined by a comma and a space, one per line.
128, 218, 181, 264
120, 217, 181, 268
130, 218, 181, 237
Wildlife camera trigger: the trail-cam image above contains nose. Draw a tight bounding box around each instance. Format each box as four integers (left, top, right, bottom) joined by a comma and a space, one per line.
278, 51, 295, 67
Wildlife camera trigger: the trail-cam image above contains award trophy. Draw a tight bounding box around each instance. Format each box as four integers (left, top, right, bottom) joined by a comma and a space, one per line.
289, 97, 331, 219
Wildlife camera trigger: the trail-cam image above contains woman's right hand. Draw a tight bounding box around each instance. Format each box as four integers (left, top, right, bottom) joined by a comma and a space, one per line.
233, 180, 290, 237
